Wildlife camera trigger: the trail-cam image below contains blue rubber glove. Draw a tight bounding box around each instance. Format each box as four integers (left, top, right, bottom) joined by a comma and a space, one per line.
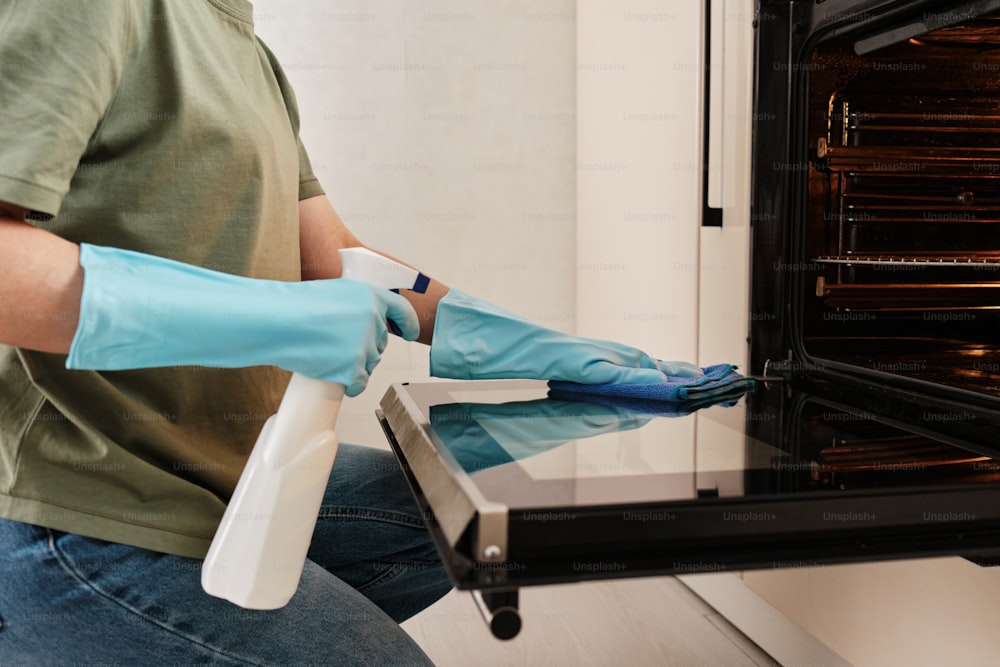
429, 289, 703, 384
66, 244, 420, 396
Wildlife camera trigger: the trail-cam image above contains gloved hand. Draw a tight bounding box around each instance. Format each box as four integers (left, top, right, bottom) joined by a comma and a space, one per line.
429, 289, 702, 384
66, 244, 420, 396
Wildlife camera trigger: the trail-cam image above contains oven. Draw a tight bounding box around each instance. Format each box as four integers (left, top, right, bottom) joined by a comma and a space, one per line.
696, 0, 1000, 572
717, 1, 1000, 660
750, 0, 1000, 438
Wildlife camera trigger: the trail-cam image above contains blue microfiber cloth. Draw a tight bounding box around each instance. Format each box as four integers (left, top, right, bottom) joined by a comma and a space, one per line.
548, 363, 756, 403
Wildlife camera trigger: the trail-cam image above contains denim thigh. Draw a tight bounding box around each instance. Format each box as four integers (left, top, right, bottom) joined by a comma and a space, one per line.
0, 444, 450, 665
307, 443, 453, 623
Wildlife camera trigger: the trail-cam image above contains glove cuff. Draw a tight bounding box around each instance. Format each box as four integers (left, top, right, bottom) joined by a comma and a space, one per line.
428, 288, 484, 379
428, 288, 569, 381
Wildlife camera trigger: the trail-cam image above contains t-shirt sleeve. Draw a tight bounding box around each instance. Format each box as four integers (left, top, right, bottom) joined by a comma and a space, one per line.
255, 37, 326, 201
295, 135, 325, 201
0, 0, 134, 217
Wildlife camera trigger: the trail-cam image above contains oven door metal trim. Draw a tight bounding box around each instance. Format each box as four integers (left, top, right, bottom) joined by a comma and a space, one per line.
379, 383, 509, 563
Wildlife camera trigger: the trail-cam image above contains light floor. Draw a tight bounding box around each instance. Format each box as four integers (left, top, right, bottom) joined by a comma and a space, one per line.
402, 576, 778, 667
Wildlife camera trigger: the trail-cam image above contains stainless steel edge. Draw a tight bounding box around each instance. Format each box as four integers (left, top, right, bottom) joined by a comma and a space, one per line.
379, 383, 509, 562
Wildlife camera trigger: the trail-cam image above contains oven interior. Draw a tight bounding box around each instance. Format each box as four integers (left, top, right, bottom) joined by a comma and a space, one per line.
746, 378, 1000, 492
797, 9, 1000, 400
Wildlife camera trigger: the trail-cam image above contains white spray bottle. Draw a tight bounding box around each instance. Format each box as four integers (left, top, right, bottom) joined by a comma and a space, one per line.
201, 247, 427, 609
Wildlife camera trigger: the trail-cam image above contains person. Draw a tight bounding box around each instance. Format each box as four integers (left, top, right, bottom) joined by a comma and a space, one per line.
0, 1, 700, 664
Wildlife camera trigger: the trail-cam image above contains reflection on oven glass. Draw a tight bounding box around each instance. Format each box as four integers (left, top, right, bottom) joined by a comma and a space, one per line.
425, 382, 1000, 511
436, 388, 771, 480
793, 401, 1000, 491
428, 391, 781, 508
431, 386, 805, 510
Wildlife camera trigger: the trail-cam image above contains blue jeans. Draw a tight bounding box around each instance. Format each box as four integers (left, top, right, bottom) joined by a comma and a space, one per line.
0, 444, 452, 666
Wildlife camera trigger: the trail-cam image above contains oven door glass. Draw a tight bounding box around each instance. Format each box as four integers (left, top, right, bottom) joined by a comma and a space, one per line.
379, 379, 1000, 590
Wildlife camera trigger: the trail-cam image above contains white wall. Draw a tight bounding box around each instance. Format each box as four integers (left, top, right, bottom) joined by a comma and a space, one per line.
574, 1, 704, 469
252, 0, 577, 446
254, 0, 705, 447
576, 1, 702, 364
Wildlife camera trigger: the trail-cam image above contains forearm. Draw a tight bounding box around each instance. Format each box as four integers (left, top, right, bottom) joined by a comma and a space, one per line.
298, 194, 448, 345
0, 204, 82, 354
383, 267, 449, 346
296, 196, 697, 384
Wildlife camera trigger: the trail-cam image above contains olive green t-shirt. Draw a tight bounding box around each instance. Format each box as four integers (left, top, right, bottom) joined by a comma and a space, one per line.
0, 0, 325, 557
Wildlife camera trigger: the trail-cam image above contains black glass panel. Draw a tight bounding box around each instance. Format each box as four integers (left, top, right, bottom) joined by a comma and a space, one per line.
411, 381, 1000, 512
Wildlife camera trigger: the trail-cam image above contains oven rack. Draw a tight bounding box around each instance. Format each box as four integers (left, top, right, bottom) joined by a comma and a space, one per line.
814, 280, 1000, 311
824, 92, 1000, 163
815, 254, 1000, 268
821, 144, 1000, 173
814, 255, 1000, 310
832, 204, 1000, 225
